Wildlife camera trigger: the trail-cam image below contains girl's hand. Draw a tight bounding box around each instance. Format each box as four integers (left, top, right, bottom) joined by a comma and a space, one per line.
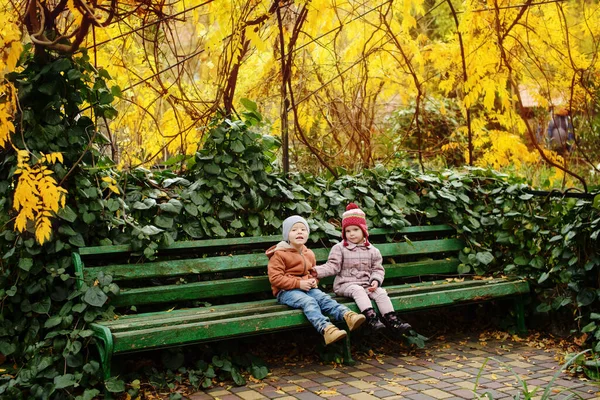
309, 269, 318, 278
368, 281, 379, 292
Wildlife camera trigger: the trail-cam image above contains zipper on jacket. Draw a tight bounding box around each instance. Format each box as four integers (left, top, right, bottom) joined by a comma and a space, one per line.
299, 249, 307, 275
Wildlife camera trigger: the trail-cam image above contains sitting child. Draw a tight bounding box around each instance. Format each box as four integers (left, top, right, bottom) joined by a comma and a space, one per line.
313, 203, 412, 334
266, 215, 366, 345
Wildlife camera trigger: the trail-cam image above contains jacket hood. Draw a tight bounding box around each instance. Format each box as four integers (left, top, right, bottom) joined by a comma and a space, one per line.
265, 241, 306, 258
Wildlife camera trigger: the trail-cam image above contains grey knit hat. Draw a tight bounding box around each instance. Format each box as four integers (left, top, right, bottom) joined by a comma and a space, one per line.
282, 216, 310, 241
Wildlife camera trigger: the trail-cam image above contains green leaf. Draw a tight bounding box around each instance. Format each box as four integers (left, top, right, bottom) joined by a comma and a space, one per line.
133, 199, 156, 210
44, 315, 62, 328
530, 256, 544, 269
68, 234, 86, 247
537, 272, 550, 284
475, 252, 494, 266
83, 286, 108, 307
577, 289, 596, 307
58, 205, 77, 222
425, 207, 438, 218
251, 364, 269, 380
54, 374, 77, 389
155, 215, 174, 229
581, 322, 597, 333
105, 377, 126, 393
204, 163, 221, 175
231, 366, 246, 386
32, 297, 51, 314
81, 389, 101, 400
58, 225, 78, 236
0, 341, 16, 355
141, 225, 164, 236
19, 258, 33, 271
457, 264, 471, 274
240, 98, 258, 112
514, 256, 530, 266
593, 194, 600, 210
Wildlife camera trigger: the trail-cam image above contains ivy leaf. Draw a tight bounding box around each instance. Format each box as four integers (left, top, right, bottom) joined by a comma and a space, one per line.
250, 364, 269, 380
68, 234, 86, 247
537, 272, 550, 284
133, 199, 156, 210
457, 264, 471, 274
83, 286, 108, 307
19, 258, 33, 271
155, 215, 174, 229
592, 194, 600, 210
54, 374, 77, 389
577, 289, 596, 307
425, 207, 438, 218
0, 341, 16, 355
44, 315, 62, 328
476, 252, 494, 266
32, 297, 51, 314
58, 205, 77, 222
105, 377, 125, 393
230, 366, 246, 386
514, 256, 530, 266
80, 389, 100, 400
141, 225, 164, 236
204, 163, 221, 175
581, 322, 597, 333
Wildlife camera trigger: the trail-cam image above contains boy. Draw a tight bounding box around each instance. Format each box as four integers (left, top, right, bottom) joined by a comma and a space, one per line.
313, 203, 412, 334
266, 215, 366, 345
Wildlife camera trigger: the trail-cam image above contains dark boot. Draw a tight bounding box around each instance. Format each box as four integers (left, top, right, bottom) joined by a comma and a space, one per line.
382, 312, 412, 335
362, 308, 385, 331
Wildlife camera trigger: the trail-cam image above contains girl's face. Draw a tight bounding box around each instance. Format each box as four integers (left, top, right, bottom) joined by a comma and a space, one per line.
345, 225, 364, 244
288, 222, 308, 248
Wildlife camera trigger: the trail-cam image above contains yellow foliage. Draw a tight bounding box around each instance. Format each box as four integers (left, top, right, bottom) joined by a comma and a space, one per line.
0, 9, 21, 149
13, 151, 68, 244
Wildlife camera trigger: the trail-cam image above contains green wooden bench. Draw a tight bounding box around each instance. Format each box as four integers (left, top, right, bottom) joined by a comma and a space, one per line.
72, 224, 530, 380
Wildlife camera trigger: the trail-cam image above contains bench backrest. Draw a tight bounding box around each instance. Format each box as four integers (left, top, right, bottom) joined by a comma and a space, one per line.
73, 225, 463, 310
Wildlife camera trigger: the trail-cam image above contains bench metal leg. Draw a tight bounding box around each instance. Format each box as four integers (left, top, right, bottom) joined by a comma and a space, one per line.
90, 324, 114, 380
342, 335, 355, 366
513, 296, 527, 335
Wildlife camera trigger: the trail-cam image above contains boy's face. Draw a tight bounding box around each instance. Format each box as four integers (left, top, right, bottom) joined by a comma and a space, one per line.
345, 225, 364, 244
288, 222, 308, 247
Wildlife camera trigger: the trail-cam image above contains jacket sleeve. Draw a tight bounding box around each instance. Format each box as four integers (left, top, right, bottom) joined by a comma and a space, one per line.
369, 247, 385, 286
268, 253, 300, 291
314, 244, 343, 278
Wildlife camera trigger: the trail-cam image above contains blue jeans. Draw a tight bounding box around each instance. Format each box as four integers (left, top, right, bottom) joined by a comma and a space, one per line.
277, 288, 350, 334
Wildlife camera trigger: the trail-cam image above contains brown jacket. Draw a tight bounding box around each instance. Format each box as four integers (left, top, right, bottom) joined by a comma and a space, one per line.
266, 241, 316, 296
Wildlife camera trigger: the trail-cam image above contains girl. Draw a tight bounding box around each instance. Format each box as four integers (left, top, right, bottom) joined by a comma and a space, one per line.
313, 203, 412, 334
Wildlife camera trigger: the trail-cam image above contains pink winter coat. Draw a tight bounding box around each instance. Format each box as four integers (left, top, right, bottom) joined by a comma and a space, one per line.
314, 241, 385, 297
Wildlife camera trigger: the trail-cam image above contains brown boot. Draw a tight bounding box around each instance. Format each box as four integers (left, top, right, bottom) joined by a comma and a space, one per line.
323, 324, 347, 345
343, 311, 366, 331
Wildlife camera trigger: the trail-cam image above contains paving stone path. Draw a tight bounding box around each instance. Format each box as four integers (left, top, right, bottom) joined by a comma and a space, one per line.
191, 333, 599, 400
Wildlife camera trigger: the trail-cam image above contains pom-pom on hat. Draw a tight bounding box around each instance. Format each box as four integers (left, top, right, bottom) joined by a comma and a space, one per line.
282, 215, 310, 242
341, 203, 370, 246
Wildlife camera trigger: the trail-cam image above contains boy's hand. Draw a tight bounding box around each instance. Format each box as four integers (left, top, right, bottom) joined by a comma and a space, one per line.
368, 281, 379, 292
299, 279, 316, 291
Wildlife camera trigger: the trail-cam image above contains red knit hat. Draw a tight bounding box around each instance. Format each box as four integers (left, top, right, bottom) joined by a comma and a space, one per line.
342, 203, 370, 246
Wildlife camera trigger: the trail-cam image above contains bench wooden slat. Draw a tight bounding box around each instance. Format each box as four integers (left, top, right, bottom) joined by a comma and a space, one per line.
103, 277, 515, 332
79, 225, 455, 256
107, 279, 529, 353
110, 257, 463, 307
85, 238, 464, 282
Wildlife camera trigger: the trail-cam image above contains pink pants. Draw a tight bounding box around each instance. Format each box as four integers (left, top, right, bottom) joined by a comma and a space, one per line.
345, 284, 394, 315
